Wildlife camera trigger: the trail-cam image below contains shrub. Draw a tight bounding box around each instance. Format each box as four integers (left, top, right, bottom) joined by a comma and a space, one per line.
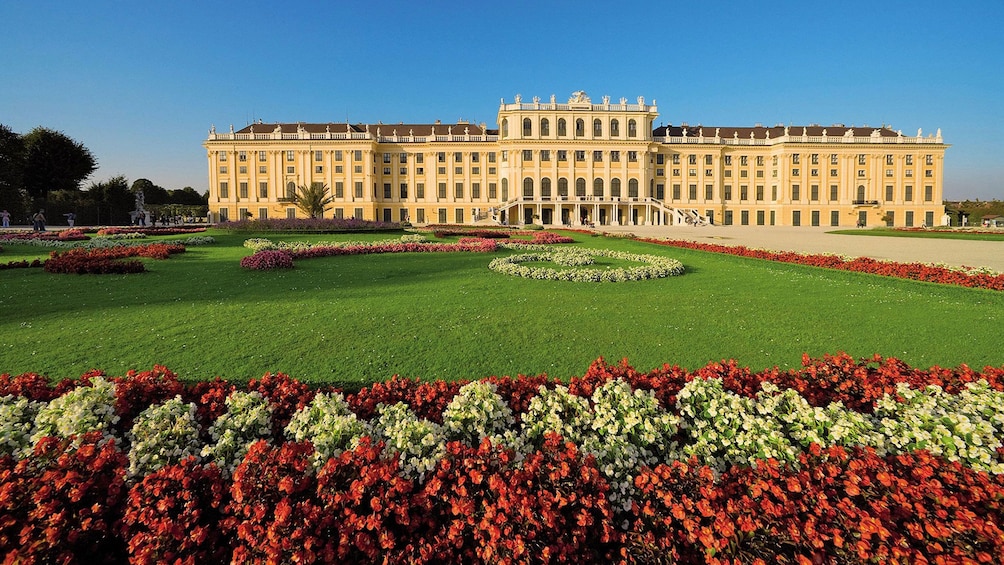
283, 392, 371, 468
239, 249, 294, 270
30, 375, 119, 448
126, 396, 202, 479
371, 402, 446, 481
201, 391, 273, 476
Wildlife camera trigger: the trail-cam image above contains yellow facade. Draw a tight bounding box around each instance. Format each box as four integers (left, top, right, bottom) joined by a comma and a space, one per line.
204, 92, 948, 227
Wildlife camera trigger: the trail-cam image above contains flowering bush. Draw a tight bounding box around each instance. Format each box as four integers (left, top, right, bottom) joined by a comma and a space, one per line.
126, 396, 202, 478
200, 391, 273, 476
220, 217, 399, 232
283, 391, 371, 468
30, 376, 119, 448
238, 249, 293, 270
0, 395, 42, 457
441, 381, 516, 447
44, 243, 185, 274
96, 227, 207, 236
371, 402, 447, 481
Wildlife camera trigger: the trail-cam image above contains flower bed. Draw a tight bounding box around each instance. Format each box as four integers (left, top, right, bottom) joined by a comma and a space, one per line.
219, 218, 400, 233
43, 243, 186, 274
490, 247, 685, 282
95, 227, 207, 236
1, 354, 1002, 563
641, 238, 1004, 291
240, 235, 500, 270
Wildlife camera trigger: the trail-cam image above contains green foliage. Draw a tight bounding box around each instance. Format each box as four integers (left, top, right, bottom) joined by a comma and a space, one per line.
21, 126, 97, 199
294, 182, 334, 218
30, 376, 119, 446
126, 396, 202, 478
200, 391, 273, 476
284, 392, 371, 468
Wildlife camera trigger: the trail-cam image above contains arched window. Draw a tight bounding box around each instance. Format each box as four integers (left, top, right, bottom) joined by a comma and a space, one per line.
628, 119, 637, 138
558, 178, 568, 197
575, 178, 586, 197
501, 119, 508, 138
857, 185, 866, 201
501, 178, 509, 200
593, 119, 602, 137
523, 177, 534, 198
575, 119, 584, 137
541, 178, 551, 198
610, 119, 620, 137
557, 118, 567, 137
628, 179, 639, 198
593, 178, 604, 197
523, 118, 532, 137
540, 118, 549, 136
286, 182, 296, 199
610, 178, 621, 197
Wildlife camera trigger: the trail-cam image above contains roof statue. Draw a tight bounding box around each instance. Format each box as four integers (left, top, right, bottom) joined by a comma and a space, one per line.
620, 97, 627, 105
637, 96, 645, 106
229, 124, 234, 134
734, 131, 739, 139
274, 124, 282, 133
210, 124, 216, 134
550, 94, 556, 104
844, 128, 853, 138
714, 127, 720, 138
802, 127, 807, 137
532, 95, 540, 104
602, 95, 610, 104
784, 125, 790, 136
569, 91, 589, 103
515, 94, 522, 103
917, 128, 922, 137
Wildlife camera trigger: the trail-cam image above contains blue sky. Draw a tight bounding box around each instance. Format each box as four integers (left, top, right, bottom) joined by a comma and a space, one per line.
2, 0, 1001, 200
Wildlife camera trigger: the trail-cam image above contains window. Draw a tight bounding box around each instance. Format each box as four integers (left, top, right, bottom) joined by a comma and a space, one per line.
831, 210, 840, 226
593, 119, 602, 136
791, 185, 800, 201
810, 185, 819, 201
593, 150, 602, 162
219, 166, 227, 174
540, 118, 549, 136
757, 156, 765, 166
773, 156, 778, 166
673, 169, 681, 176
656, 169, 664, 177
792, 154, 800, 164
334, 166, 342, 173
885, 154, 893, 166
925, 154, 933, 165
286, 150, 295, 162
705, 184, 713, 200
924, 185, 933, 202
400, 167, 407, 175
706, 169, 713, 176
488, 183, 496, 199
755, 185, 764, 201
522, 150, 533, 161
455, 209, 464, 223
501, 179, 508, 200
611, 178, 621, 197
610, 151, 620, 162
905, 170, 913, 177
470, 153, 478, 163
741, 210, 749, 225
538, 179, 548, 199
438, 183, 447, 199
501, 119, 508, 138
416, 209, 425, 223
239, 166, 247, 174
925, 169, 933, 178
354, 182, 363, 198
400, 153, 408, 164
756, 170, 764, 178
383, 183, 392, 199
723, 185, 732, 200
238, 151, 247, 162
558, 178, 568, 197
905, 185, 915, 201
437, 152, 446, 163
523, 178, 533, 198
811, 169, 818, 177
259, 151, 267, 162
705, 155, 713, 166
455, 183, 464, 199
315, 166, 323, 173
831, 154, 839, 165
219, 152, 227, 162
454, 152, 462, 163
219, 182, 228, 198
501, 151, 507, 162
523, 118, 532, 136
416, 153, 424, 164
610, 119, 619, 137
627, 119, 637, 137
858, 154, 866, 165
906, 155, 913, 165
792, 168, 799, 177
239, 182, 248, 198
724, 155, 732, 166
629, 179, 640, 198
400, 183, 408, 199
830, 169, 838, 177
757, 210, 765, 225
417, 183, 425, 199
858, 170, 865, 177
557, 118, 566, 136
885, 185, 894, 201
830, 185, 838, 201
575, 178, 586, 197
557, 150, 567, 161
792, 210, 801, 226
772, 186, 778, 201
905, 211, 914, 227
628, 151, 638, 162
438, 208, 447, 223
335, 181, 344, 198
575, 151, 585, 162
437, 167, 446, 174
688, 184, 697, 200
593, 178, 604, 197
259, 182, 268, 198
383, 167, 391, 175
886, 169, 893, 177
353, 150, 363, 161
811, 154, 819, 165
575, 119, 584, 136
655, 154, 664, 165
740, 185, 749, 200
672, 184, 681, 200
656, 183, 664, 199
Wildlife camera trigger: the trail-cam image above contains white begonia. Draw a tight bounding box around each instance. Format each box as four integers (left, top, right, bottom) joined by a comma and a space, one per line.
371, 402, 446, 482
442, 381, 514, 446
521, 384, 593, 446
201, 390, 273, 477
30, 376, 119, 447
126, 396, 202, 479
489, 247, 685, 282
0, 395, 42, 458
284, 391, 371, 468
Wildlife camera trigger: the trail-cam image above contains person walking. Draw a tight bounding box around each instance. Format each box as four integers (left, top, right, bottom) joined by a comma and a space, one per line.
0, 209, 9, 228
32, 209, 46, 232
64, 212, 75, 227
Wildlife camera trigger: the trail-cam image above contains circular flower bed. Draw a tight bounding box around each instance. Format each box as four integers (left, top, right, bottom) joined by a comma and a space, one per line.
489, 248, 684, 282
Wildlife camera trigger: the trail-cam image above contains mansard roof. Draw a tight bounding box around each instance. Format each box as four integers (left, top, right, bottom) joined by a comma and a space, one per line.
235, 121, 491, 136
652, 124, 901, 139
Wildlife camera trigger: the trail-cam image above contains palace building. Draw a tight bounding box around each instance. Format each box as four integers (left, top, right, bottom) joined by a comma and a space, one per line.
204, 91, 948, 228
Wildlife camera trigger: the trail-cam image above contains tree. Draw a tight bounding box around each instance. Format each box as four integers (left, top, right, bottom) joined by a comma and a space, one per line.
0, 124, 27, 221
21, 127, 97, 200
294, 182, 334, 218
131, 178, 170, 205
168, 186, 208, 206
86, 175, 134, 225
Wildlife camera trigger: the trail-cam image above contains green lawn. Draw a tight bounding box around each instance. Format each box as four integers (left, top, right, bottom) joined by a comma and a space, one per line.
829, 228, 1004, 241
2, 230, 1002, 387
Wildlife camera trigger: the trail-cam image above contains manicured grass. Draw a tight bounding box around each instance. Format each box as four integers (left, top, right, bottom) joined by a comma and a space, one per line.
829, 227, 1004, 241
2, 229, 1002, 387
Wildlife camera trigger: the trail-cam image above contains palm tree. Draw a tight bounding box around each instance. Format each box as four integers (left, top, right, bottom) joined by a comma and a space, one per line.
294, 182, 334, 218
